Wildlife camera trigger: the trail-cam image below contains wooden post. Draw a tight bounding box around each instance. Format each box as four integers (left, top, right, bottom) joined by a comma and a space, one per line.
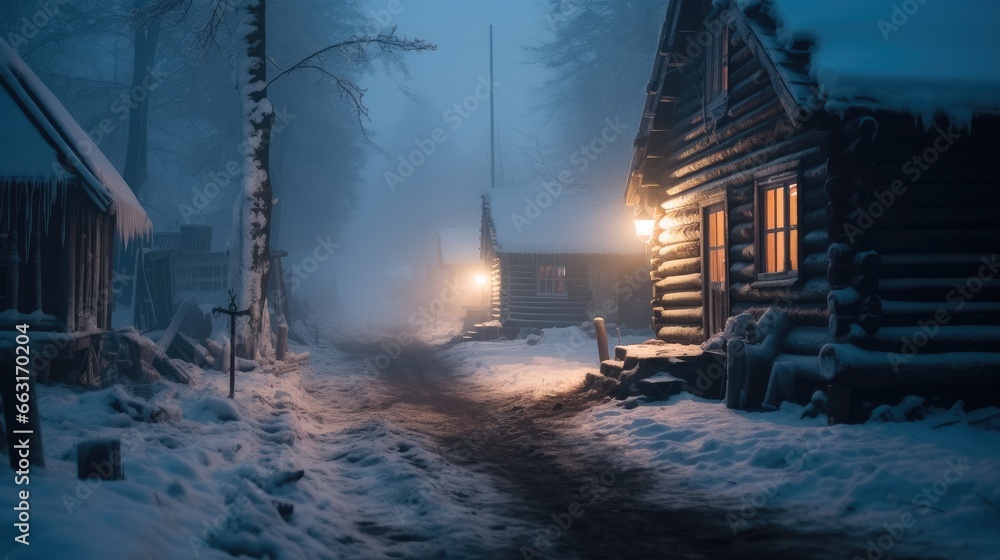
213, 293, 250, 399
221, 335, 231, 375
593, 317, 610, 365
276, 320, 288, 361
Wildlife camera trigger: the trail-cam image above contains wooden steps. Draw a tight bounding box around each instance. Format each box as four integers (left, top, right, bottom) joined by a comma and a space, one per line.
596, 342, 726, 400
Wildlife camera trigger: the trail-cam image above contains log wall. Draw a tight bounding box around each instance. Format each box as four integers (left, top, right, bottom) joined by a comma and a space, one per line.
647, 17, 827, 344
496, 253, 649, 329
824, 114, 1000, 357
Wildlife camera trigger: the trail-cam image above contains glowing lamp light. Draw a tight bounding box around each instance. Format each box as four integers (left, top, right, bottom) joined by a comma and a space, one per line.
475, 274, 487, 285
633, 207, 655, 244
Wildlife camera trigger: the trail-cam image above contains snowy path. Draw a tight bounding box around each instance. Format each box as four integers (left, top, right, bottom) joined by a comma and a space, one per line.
4, 321, 983, 559
326, 333, 885, 560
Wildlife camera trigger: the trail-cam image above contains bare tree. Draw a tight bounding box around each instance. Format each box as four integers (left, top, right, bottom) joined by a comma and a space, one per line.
143, 0, 433, 358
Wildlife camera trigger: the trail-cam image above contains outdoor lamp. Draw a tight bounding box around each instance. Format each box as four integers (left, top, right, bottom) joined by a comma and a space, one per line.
633, 207, 655, 244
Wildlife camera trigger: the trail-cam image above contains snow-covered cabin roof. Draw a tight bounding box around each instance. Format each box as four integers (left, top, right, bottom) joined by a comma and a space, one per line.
626, 0, 1000, 204
0, 37, 152, 243
726, 0, 1000, 125
438, 228, 481, 266
485, 189, 645, 255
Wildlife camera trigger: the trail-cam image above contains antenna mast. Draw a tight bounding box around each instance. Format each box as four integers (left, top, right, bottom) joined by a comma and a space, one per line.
490, 24, 496, 190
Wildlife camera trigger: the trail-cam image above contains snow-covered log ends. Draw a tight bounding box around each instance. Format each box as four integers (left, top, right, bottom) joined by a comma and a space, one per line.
229, 0, 276, 360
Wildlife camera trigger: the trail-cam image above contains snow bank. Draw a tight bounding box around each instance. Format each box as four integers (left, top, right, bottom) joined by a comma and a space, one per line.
1, 324, 521, 559
446, 325, 1000, 559
568, 395, 1000, 558
442, 326, 652, 398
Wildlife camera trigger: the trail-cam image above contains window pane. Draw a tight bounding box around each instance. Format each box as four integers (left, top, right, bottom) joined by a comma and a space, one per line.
764, 232, 776, 272
712, 249, 725, 283
789, 183, 798, 227
717, 212, 723, 244
789, 228, 799, 271
775, 231, 786, 272
765, 189, 776, 229
775, 187, 785, 228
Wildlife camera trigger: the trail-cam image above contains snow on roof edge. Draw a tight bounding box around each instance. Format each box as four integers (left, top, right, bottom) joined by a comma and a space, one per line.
0, 37, 152, 243
728, 0, 1000, 127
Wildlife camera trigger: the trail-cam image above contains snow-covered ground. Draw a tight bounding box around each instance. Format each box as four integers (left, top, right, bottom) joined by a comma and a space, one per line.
445, 326, 1000, 560
4, 320, 998, 559
0, 315, 524, 559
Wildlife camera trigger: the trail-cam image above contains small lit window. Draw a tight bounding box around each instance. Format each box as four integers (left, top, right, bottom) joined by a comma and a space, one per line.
757, 173, 799, 276
537, 264, 567, 296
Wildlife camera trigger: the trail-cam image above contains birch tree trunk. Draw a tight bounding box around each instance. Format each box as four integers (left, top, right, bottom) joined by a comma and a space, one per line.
231, 0, 275, 359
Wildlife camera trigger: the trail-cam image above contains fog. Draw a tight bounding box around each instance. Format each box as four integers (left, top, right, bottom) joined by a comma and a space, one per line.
327, 1, 555, 323
1, 0, 660, 327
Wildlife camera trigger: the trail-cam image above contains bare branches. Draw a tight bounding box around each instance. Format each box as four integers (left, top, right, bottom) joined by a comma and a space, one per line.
132, 0, 191, 30
132, 0, 227, 50
267, 25, 434, 86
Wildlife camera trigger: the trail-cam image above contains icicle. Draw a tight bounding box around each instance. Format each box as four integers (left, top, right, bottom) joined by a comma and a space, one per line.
61, 181, 67, 245
24, 181, 32, 259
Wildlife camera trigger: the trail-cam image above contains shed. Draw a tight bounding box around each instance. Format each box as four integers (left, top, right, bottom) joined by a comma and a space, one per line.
481, 189, 651, 330
0, 37, 151, 333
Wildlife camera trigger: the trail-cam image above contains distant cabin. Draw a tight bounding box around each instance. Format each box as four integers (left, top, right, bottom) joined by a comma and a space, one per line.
626, 0, 1000, 420
481, 190, 652, 330
0, 37, 151, 334
431, 227, 487, 318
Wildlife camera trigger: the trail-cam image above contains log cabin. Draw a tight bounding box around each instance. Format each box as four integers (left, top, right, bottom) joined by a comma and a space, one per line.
481, 190, 651, 331
625, 0, 1000, 421
0, 37, 152, 377
0, 39, 152, 390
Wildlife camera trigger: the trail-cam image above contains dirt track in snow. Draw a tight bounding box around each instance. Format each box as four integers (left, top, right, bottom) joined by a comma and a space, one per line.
333, 335, 894, 560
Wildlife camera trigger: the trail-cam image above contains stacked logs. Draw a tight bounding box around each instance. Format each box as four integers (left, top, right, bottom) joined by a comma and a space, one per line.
822, 116, 882, 343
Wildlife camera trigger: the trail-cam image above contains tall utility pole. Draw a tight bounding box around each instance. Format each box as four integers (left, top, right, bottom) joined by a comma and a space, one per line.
489, 24, 496, 191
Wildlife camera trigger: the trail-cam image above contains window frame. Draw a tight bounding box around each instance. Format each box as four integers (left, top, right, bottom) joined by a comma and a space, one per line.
703, 17, 730, 121
536, 261, 568, 297
754, 170, 801, 283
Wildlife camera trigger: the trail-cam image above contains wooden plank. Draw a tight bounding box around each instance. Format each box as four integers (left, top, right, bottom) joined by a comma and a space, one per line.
156, 298, 195, 354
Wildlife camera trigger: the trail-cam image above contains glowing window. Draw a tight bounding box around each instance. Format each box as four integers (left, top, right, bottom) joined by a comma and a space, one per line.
758, 174, 799, 275
537, 264, 567, 296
